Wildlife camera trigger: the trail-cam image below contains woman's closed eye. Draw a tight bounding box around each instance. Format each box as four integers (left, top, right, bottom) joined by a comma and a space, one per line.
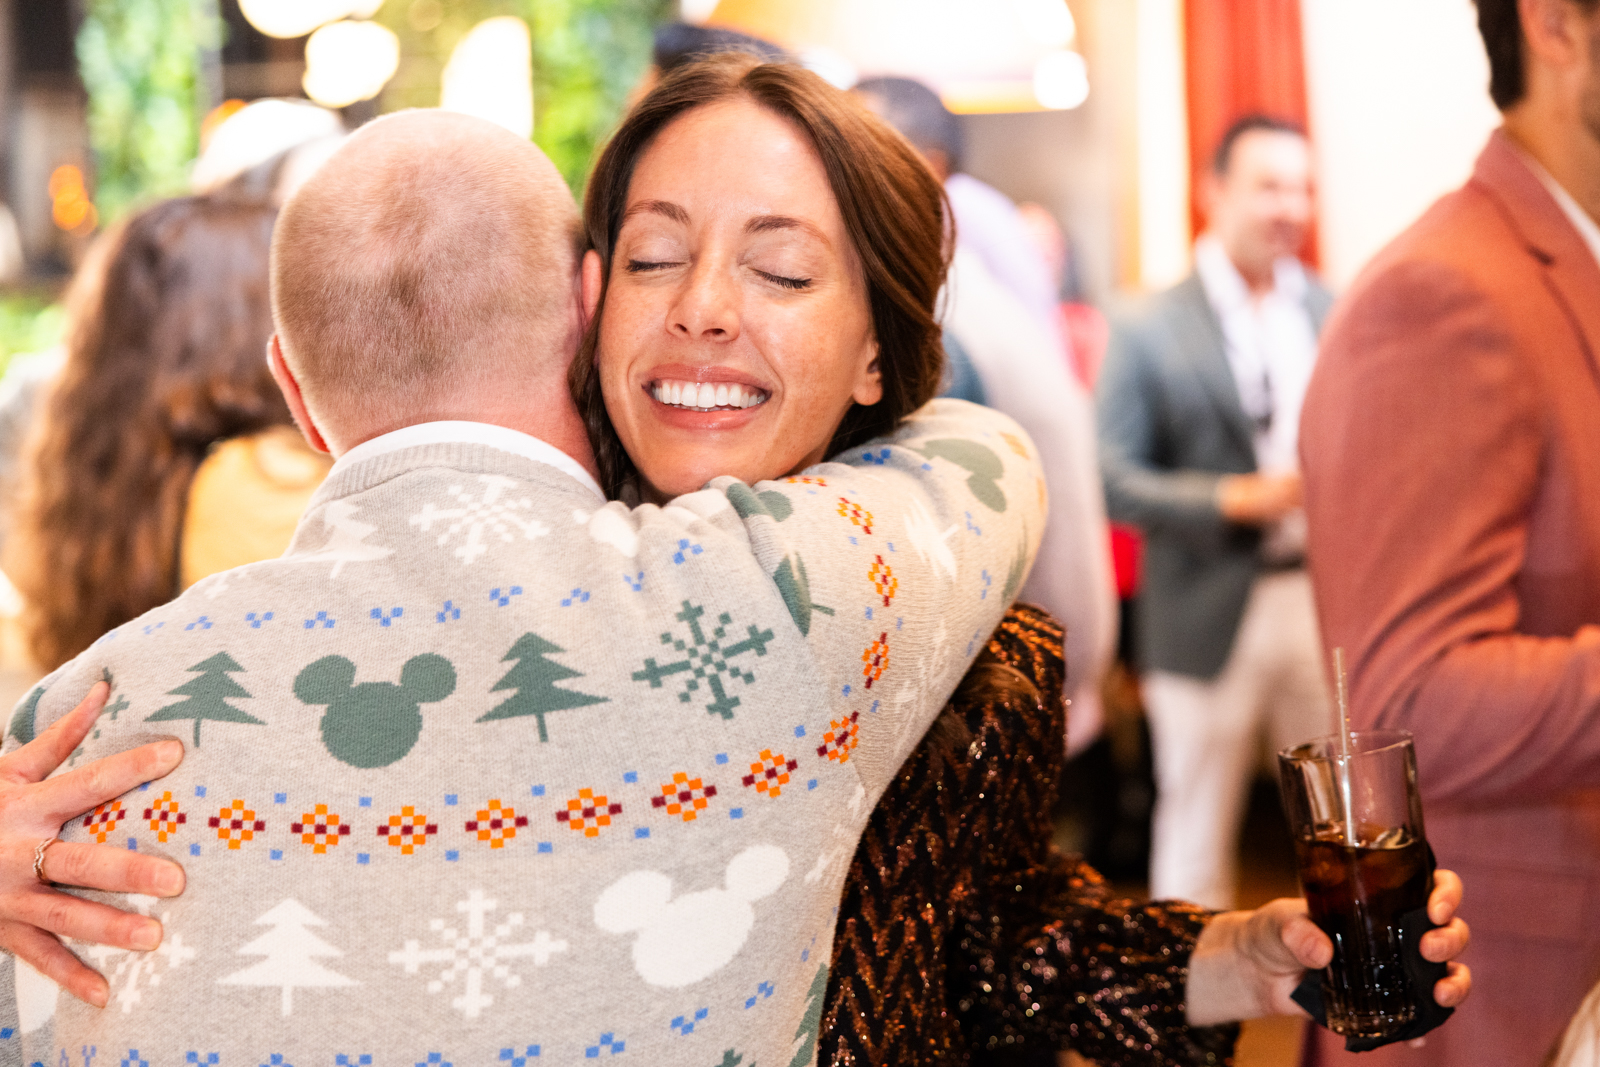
753, 269, 812, 291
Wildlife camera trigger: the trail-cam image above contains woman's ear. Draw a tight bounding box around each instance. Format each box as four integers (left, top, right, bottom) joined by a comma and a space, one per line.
852, 344, 884, 406
581, 249, 604, 328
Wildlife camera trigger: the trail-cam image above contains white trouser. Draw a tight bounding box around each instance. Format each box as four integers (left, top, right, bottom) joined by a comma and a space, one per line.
1142, 569, 1330, 910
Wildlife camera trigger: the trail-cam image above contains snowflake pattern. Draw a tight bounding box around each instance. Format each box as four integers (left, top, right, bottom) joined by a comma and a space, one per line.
388, 889, 568, 1019
409, 475, 550, 565
80, 896, 196, 1013
632, 600, 775, 720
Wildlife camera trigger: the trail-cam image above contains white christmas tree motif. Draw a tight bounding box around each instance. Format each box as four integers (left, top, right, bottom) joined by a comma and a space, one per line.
217, 899, 357, 1015
79, 895, 197, 1013
388, 889, 568, 1019
297, 500, 394, 578
409, 475, 550, 565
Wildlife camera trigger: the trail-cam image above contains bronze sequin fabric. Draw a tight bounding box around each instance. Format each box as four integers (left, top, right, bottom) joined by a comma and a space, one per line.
822, 604, 1240, 1065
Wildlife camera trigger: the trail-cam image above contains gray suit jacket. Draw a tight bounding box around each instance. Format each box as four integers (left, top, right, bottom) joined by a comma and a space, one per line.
1097, 271, 1333, 678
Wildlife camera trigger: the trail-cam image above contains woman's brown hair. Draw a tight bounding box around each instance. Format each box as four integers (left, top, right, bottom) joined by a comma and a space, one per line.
8, 195, 289, 670
570, 53, 950, 497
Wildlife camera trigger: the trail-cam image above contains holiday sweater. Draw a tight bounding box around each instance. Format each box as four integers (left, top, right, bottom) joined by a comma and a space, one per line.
0, 399, 1044, 1067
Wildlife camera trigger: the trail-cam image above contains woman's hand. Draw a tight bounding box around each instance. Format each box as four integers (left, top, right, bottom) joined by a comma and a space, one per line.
0, 682, 186, 1007
1186, 869, 1471, 1025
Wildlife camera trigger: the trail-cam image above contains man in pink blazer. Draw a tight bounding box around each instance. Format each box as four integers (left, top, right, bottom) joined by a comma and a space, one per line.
1300, 0, 1600, 1062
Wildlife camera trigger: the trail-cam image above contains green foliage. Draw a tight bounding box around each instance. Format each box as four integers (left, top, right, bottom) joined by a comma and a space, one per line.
0, 297, 66, 373
375, 0, 669, 193
527, 0, 670, 191
77, 0, 219, 223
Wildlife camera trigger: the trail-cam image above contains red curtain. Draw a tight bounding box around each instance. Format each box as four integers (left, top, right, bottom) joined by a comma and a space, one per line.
1184, 0, 1317, 263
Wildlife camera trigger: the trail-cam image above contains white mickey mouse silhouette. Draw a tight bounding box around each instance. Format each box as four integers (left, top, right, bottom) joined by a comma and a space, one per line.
594, 844, 789, 988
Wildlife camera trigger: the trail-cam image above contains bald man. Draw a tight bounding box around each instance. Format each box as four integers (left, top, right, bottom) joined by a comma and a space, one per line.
0, 112, 1045, 1065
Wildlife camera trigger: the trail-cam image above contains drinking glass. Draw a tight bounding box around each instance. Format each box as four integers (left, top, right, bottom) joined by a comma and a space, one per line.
1277, 729, 1431, 1041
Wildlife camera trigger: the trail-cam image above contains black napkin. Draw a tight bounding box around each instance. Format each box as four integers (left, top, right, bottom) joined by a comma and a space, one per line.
1291, 846, 1454, 1052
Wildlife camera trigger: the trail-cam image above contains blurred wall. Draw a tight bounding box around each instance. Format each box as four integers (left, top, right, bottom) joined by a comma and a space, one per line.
1301, 0, 1499, 288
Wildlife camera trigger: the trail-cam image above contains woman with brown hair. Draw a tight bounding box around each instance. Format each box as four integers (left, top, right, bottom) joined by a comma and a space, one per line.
0, 58, 1467, 1061
7, 195, 320, 671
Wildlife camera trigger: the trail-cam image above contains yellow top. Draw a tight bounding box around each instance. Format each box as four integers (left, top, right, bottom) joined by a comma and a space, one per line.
179, 426, 332, 589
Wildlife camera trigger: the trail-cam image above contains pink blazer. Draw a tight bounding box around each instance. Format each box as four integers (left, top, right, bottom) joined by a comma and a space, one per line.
1300, 131, 1600, 1066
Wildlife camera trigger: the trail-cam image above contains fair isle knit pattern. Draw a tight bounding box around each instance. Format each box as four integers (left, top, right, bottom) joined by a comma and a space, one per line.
0, 400, 1044, 1067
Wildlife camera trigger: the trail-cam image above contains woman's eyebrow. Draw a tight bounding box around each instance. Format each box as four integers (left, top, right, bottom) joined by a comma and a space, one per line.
622, 199, 689, 225
745, 214, 830, 245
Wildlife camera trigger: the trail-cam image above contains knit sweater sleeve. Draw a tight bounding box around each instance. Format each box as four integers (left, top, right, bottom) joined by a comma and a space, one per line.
702, 398, 1046, 797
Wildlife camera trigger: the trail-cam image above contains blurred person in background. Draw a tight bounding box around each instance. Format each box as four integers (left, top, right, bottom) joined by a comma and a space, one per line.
1098, 116, 1332, 910
855, 75, 1117, 758
1299, 0, 1600, 1061
0, 99, 343, 584
4, 195, 321, 671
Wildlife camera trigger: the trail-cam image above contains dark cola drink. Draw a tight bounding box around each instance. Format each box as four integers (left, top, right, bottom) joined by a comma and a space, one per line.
1295, 828, 1429, 1039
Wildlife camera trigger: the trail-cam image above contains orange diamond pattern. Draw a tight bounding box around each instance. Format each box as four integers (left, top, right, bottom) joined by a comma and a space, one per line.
742, 749, 798, 798
290, 803, 351, 854
83, 800, 126, 844
378, 805, 438, 854
556, 788, 621, 838
818, 710, 861, 764
652, 772, 717, 822
142, 791, 186, 842
467, 798, 528, 848
209, 798, 265, 849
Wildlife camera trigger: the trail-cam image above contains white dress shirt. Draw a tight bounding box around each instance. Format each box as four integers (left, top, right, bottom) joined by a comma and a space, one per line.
1193, 234, 1319, 560
332, 419, 604, 502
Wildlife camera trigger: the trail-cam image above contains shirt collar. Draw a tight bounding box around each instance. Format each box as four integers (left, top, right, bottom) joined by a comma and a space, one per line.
1516, 148, 1600, 271
331, 420, 604, 501
1194, 233, 1308, 313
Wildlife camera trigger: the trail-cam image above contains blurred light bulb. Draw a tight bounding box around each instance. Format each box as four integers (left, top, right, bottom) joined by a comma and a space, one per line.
1033, 49, 1089, 109
680, 0, 719, 25
1018, 0, 1076, 48
238, 0, 383, 39
303, 20, 401, 108
441, 17, 534, 139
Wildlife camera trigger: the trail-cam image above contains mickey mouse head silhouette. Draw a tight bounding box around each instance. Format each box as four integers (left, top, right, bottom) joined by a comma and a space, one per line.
594, 844, 789, 988
295, 654, 457, 768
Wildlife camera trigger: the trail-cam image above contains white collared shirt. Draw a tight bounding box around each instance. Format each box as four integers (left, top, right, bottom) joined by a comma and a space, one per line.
1193, 234, 1320, 476
1194, 234, 1318, 560
331, 419, 604, 502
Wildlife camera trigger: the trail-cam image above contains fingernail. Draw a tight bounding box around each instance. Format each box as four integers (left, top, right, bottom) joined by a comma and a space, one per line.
89, 981, 108, 1009
155, 739, 183, 763
156, 864, 185, 896
131, 921, 161, 952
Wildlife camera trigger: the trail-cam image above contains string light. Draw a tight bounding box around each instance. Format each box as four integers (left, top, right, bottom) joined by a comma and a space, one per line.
1033, 49, 1089, 110
237, 0, 383, 40
302, 20, 401, 108
440, 17, 533, 138
49, 165, 97, 236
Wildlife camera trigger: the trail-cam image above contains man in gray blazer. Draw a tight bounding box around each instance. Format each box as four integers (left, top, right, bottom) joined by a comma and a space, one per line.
1098, 116, 1334, 909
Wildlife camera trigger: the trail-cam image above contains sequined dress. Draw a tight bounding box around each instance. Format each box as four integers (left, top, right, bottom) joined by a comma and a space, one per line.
822, 604, 1240, 1065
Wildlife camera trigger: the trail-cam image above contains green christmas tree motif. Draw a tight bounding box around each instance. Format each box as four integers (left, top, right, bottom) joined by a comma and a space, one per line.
146, 652, 264, 746
477, 633, 607, 742
7, 685, 44, 746
786, 963, 829, 1067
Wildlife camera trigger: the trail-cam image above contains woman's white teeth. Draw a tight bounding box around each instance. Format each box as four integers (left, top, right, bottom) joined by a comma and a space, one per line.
652, 379, 767, 410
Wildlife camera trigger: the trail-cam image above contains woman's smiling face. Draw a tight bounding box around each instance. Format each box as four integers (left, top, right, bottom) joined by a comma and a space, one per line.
585, 96, 882, 502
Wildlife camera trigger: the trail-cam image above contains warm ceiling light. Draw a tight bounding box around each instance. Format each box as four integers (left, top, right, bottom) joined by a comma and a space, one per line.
1019, 0, 1075, 48
238, 0, 383, 39
302, 20, 400, 108
1033, 49, 1089, 109
441, 17, 534, 139
707, 0, 1087, 114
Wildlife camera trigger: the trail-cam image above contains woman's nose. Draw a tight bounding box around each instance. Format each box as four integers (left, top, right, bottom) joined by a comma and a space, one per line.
668, 259, 740, 342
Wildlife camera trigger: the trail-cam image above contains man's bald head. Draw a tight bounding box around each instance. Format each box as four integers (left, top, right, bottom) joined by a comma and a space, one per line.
271, 110, 581, 437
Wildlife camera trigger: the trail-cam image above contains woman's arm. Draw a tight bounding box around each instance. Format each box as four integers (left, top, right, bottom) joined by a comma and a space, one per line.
0, 682, 185, 1006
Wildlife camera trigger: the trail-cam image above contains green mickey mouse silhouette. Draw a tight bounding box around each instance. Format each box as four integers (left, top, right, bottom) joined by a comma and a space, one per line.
295, 654, 457, 768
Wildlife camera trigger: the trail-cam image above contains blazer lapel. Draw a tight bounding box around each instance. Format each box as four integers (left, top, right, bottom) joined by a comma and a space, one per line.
1171, 274, 1256, 458
1473, 131, 1600, 387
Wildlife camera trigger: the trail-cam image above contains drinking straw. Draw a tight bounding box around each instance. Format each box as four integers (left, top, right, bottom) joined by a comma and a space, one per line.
1333, 647, 1358, 847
